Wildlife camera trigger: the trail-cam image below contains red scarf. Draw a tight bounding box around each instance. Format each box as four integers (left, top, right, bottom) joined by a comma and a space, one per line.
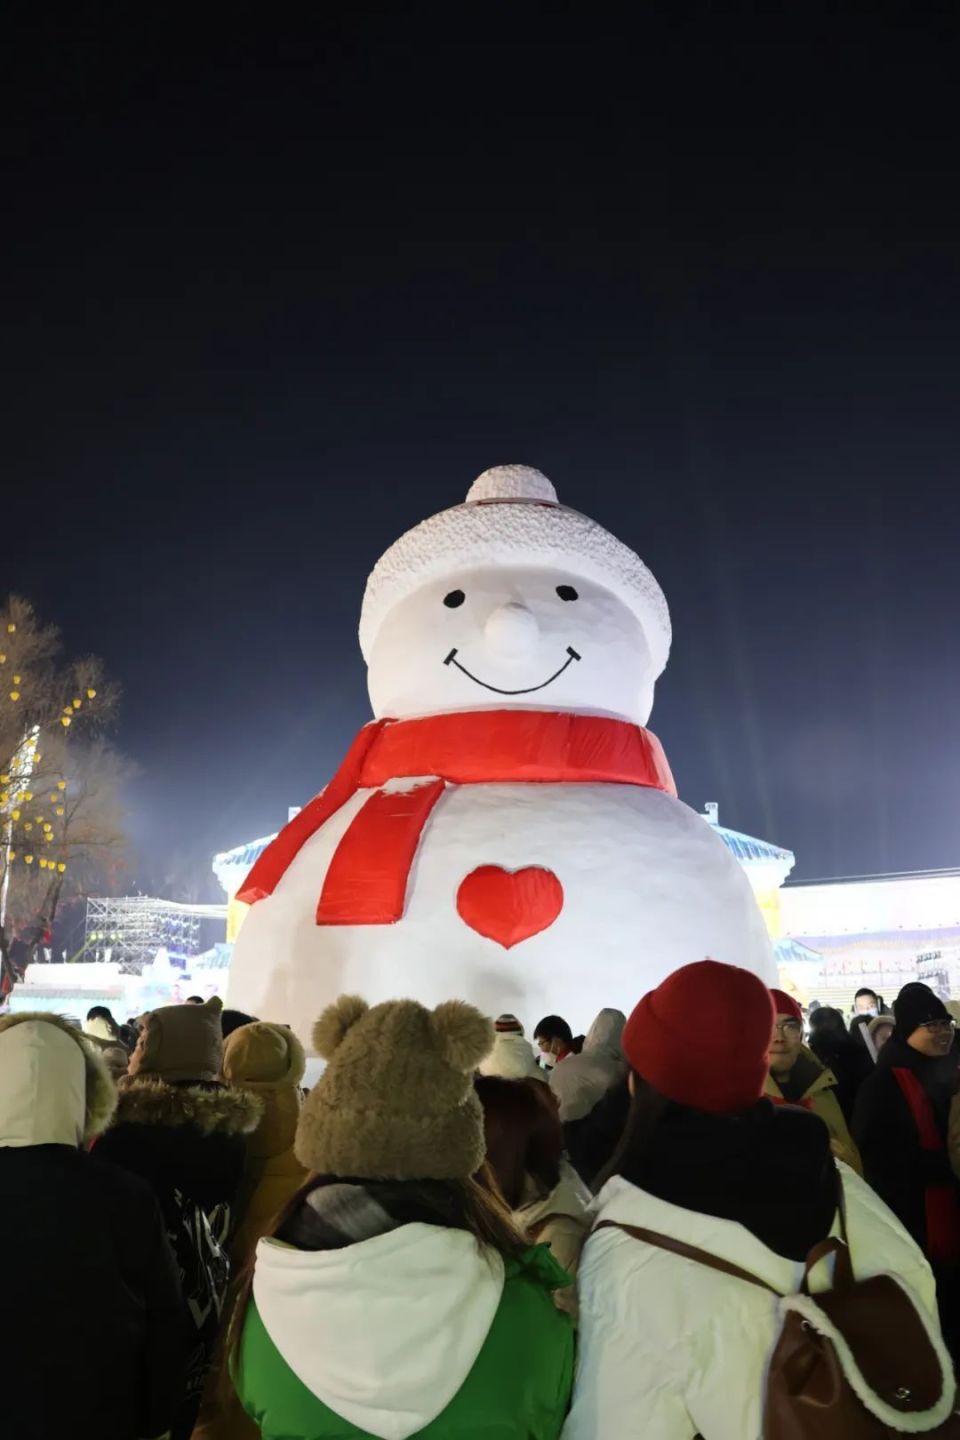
238, 710, 676, 924
892, 1066, 960, 1263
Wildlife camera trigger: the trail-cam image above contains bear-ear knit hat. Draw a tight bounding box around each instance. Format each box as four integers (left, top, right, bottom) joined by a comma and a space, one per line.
622, 959, 776, 1115
358, 464, 671, 674
295, 995, 494, 1180
129, 995, 224, 1083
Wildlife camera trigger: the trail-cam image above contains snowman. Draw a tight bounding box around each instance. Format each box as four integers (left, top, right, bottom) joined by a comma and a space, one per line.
227, 465, 775, 1045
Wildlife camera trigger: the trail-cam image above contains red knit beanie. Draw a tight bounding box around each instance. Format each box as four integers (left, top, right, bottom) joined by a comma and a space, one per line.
770, 988, 803, 1024
622, 959, 776, 1114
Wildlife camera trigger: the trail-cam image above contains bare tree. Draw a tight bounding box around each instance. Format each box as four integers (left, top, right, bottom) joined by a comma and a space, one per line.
0, 595, 128, 995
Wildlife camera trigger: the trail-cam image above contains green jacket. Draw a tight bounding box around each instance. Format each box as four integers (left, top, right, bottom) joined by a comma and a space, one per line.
234, 1228, 574, 1440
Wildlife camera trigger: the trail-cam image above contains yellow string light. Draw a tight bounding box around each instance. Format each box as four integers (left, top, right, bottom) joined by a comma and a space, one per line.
11, 809, 20, 821
8, 851, 15, 861
24, 823, 32, 832
0, 653, 5, 663
9, 691, 20, 702
87, 688, 96, 699
6, 623, 15, 634
38, 858, 46, 868
57, 780, 66, 790
13, 674, 21, 684
61, 716, 71, 727
57, 862, 66, 873
0, 774, 8, 783
22, 792, 31, 802
24, 854, 33, 863
55, 807, 64, 816
73, 697, 82, 708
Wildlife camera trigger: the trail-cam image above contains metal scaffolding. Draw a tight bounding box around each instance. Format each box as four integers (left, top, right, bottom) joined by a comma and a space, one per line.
84, 896, 227, 974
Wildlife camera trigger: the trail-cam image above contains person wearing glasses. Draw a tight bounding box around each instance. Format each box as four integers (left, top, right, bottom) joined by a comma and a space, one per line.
764, 990, 862, 1174
853, 981, 960, 1360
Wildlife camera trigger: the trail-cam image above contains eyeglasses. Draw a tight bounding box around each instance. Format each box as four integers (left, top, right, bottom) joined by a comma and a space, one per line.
920, 1019, 956, 1035
773, 1019, 803, 1035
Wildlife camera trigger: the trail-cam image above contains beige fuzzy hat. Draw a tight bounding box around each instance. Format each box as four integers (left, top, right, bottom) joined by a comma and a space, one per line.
296, 996, 494, 1181
129, 995, 224, 1083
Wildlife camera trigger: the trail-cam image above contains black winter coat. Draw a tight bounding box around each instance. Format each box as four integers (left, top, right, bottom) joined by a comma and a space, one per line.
0, 1143, 184, 1440
93, 1077, 261, 1440
93, 1077, 259, 1231
851, 1035, 959, 1252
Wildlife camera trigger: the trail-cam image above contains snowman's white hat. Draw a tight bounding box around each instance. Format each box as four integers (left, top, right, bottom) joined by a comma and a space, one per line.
359, 464, 672, 672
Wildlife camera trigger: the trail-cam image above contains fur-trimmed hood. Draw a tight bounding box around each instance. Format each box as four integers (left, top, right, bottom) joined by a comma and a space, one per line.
0, 1011, 116, 1147
111, 1074, 262, 1137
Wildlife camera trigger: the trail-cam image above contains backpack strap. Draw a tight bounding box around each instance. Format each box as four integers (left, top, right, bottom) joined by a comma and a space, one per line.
593, 1219, 783, 1296
801, 1235, 854, 1293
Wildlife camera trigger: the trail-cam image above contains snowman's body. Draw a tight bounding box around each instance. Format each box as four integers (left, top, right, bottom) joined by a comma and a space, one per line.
227, 775, 774, 1035
226, 464, 777, 1044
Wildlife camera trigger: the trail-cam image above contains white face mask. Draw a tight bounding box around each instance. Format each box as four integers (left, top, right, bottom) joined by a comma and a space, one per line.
538, 1051, 557, 1070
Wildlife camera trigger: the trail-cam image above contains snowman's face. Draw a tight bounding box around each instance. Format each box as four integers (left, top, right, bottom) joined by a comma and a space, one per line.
367, 566, 656, 724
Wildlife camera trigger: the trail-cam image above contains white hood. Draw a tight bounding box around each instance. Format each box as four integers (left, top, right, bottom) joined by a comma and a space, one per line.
0, 1019, 86, 1148
253, 1222, 505, 1440
549, 1008, 627, 1122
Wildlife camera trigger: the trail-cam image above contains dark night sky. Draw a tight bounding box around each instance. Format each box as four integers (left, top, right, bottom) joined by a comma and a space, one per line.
2, 5, 959, 897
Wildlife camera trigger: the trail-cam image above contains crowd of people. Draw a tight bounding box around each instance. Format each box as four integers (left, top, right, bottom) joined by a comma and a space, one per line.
4, 965, 960, 1438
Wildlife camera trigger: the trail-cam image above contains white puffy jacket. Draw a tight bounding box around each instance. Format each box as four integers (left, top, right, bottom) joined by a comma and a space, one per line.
564, 1166, 940, 1440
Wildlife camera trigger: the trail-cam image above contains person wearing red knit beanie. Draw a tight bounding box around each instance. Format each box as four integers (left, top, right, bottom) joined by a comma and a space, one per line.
621, 958, 775, 1114
565, 960, 942, 1440
764, 987, 862, 1175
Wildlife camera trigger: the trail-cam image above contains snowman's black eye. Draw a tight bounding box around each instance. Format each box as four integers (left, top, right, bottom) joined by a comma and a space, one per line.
556, 585, 579, 602
443, 589, 465, 608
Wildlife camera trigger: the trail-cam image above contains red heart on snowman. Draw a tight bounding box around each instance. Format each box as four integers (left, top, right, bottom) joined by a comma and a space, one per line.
456, 865, 564, 949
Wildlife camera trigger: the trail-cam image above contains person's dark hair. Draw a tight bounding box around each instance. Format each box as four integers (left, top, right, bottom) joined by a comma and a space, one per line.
117, 1023, 139, 1052
221, 1008, 257, 1039
185, 995, 205, 1005
222, 1170, 523, 1398
854, 988, 878, 1004
808, 1006, 847, 1040
474, 1075, 564, 1209
533, 1015, 573, 1046
595, 1072, 675, 1191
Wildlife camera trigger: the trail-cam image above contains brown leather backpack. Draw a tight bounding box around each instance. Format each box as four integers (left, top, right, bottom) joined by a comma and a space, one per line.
596, 1218, 960, 1437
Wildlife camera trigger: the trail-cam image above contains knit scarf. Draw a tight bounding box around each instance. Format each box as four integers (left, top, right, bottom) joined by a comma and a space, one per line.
238, 709, 676, 925
277, 1179, 467, 1252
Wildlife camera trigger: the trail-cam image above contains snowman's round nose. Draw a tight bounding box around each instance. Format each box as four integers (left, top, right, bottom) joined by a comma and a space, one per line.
484, 602, 540, 660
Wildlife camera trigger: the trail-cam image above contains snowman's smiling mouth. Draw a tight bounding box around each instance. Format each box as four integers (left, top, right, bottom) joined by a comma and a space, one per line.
443, 646, 581, 695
